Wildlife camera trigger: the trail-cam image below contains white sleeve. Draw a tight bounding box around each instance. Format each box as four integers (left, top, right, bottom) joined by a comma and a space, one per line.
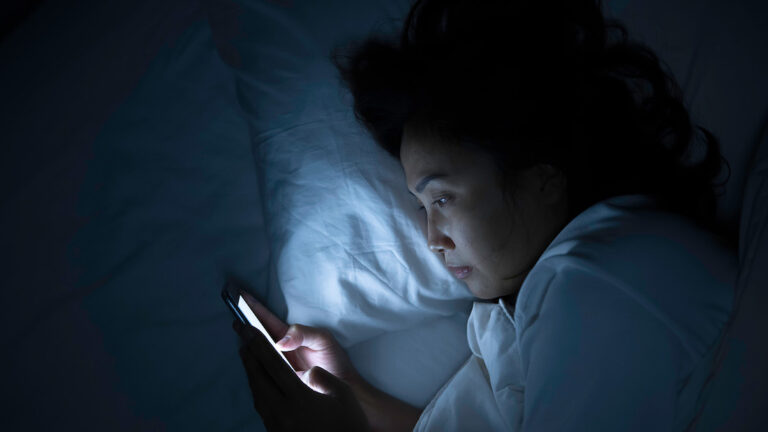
517, 263, 685, 432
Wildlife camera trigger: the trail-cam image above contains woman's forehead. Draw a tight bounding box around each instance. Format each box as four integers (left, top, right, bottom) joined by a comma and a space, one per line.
400, 129, 496, 189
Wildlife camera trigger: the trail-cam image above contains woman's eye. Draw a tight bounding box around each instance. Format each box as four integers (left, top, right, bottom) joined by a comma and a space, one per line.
414, 195, 450, 212
433, 196, 450, 208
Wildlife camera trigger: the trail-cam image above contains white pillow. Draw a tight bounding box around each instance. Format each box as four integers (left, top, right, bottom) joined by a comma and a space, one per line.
607, 0, 768, 229
694, 127, 768, 429
207, 0, 474, 405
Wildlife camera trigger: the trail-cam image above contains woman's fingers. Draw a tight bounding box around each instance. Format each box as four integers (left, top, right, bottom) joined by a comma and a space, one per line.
305, 366, 349, 396
276, 324, 336, 352
240, 291, 289, 339
239, 320, 307, 399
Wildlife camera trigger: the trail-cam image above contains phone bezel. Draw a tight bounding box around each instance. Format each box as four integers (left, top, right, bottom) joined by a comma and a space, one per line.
221, 284, 247, 325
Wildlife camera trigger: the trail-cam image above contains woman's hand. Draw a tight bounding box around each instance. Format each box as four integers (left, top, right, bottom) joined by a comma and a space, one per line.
234, 291, 421, 432
234, 319, 369, 431
239, 291, 361, 385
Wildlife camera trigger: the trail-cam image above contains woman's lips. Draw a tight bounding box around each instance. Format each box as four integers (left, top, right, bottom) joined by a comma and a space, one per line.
447, 266, 473, 279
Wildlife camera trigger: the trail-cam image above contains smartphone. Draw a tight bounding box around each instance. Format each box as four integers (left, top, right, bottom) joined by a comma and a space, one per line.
222, 284, 294, 370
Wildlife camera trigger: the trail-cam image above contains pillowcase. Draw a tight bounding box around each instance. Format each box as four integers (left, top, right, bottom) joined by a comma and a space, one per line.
207, 0, 474, 405
694, 124, 768, 429
607, 0, 768, 230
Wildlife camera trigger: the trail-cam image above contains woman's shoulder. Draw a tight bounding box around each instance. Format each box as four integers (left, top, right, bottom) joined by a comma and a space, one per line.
515, 194, 736, 357
535, 194, 736, 283
540, 194, 734, 263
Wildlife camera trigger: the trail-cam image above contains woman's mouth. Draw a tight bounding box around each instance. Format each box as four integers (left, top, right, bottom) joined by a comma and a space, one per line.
447, 266, 473, 279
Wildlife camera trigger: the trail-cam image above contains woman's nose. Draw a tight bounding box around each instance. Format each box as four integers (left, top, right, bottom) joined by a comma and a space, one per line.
427, 220, 455, 253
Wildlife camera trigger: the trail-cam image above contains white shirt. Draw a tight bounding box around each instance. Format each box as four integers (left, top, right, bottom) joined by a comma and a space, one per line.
414, 195, 736, 431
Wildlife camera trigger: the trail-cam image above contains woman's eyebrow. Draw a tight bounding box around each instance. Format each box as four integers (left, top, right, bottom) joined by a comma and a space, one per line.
415, 174, 447, 193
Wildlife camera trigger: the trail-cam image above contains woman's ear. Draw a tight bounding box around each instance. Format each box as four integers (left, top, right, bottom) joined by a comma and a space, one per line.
536, 164, 567, 204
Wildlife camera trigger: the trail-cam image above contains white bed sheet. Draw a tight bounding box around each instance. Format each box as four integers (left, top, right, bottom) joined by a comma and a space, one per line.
2, 2, 271, 430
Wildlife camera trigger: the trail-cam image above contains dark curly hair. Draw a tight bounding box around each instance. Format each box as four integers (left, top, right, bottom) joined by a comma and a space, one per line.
332, 0, 729, 234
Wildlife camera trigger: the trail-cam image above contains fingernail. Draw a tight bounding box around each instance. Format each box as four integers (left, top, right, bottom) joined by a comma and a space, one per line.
276, 335, 291, 347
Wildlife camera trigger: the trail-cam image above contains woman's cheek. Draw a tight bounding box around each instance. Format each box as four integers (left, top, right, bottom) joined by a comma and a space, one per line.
455, 208, 489, 257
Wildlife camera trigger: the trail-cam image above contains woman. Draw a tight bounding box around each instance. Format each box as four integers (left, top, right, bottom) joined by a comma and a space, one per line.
232, 0, 736, 430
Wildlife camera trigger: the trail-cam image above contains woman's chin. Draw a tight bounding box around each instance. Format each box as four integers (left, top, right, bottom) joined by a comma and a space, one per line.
465, 280, 498, 300
466, 277, 518, 301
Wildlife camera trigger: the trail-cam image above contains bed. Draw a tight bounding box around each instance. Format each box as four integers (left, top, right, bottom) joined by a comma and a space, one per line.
2, 0, 766, 430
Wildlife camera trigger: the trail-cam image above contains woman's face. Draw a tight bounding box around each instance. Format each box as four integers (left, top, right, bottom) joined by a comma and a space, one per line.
400, 124, 569, 300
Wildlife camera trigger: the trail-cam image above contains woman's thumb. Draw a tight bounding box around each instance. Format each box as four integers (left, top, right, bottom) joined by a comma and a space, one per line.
276, 324, 333, 351
306, 366, 346, 396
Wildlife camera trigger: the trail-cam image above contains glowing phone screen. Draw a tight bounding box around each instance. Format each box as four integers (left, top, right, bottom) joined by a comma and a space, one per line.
237, 296, 294, 370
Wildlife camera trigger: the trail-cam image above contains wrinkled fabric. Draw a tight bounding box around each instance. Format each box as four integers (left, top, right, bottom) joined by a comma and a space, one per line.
416, 195, 736, 431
